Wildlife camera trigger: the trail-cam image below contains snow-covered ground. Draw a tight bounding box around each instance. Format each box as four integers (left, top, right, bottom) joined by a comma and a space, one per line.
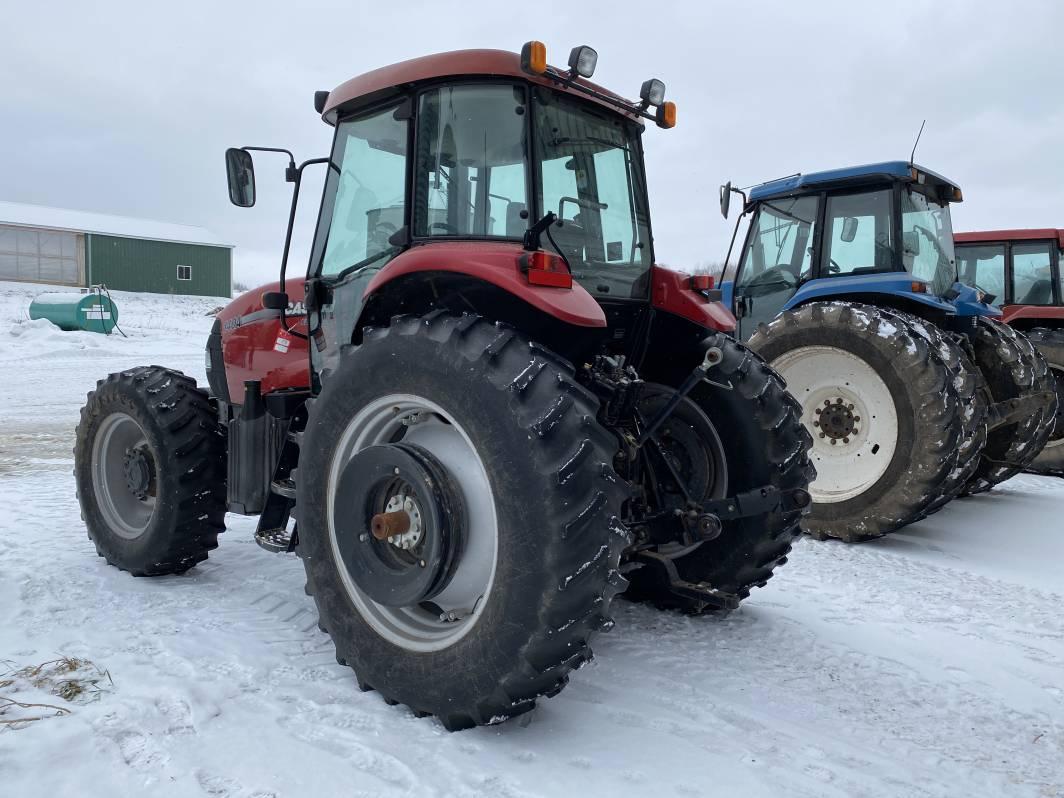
1, 280, 1061, 797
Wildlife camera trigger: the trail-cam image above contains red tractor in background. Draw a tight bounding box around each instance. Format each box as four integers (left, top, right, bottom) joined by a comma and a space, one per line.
73, 44, 813, 729
955, 229, 1064, 475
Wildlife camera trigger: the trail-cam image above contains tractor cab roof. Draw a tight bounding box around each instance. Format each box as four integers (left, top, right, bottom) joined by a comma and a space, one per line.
748, 160, 962, 203
955, 229, 1064, 248
321, 48, 643, 125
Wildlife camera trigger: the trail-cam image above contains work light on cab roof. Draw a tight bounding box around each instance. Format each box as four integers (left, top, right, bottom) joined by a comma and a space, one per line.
520, 40, 676, 128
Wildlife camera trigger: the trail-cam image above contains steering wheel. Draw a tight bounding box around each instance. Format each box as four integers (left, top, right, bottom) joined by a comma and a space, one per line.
746, 265, 799, 292
429, 221, 459, 234
828, 258, 842, 274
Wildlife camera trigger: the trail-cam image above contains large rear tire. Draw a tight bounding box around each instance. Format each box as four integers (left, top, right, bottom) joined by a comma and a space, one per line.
1023, 327, 1064, 477
965, 319, 1057, 491
624, 333, 813, 610
749, 302, 961, 542
296, 314, 628, 730
74, 366, 227, 575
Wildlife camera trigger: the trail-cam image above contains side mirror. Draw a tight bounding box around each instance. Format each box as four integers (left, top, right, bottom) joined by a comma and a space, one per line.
719, 182, 732, 219
225, 148, 256, 208
262, 291, 289, 310
840, 216, 859, 242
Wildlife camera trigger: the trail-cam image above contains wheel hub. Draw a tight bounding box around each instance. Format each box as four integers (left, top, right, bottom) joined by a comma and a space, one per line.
122, 445, 156, 500
814, 398, 861, 445
335, 443, 465, 608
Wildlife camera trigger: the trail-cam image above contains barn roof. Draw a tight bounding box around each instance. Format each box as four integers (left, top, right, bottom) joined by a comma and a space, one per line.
0, 201, 233, 248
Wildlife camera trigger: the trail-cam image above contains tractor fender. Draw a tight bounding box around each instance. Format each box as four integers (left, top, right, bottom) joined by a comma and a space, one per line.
651, 265, 735, 332
362, 241, 606, 327
781, 273, 958, 315
998, 304, 1064, 326
948, 282, 1003, 318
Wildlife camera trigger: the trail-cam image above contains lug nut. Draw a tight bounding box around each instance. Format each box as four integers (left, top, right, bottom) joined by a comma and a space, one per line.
819, 432, 826, 438
830, 439, 837, 445
854, 416, 861, 422
843, 437, 850, 444
847, 404, 854, 410
813, 421, 820, 427
824, 400, 831, 406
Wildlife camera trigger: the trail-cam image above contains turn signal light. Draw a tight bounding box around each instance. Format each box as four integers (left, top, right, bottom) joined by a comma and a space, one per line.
690, 274, 714, 290
910, 280, 928, 293
523, 251, 572, 288
656, 101, 677, 129
521, 41, 547, 75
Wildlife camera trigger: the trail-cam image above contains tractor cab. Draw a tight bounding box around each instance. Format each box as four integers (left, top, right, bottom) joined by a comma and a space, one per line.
719, 161, 997, 340
219, 44, 723, 398
955, 229, 1064, 321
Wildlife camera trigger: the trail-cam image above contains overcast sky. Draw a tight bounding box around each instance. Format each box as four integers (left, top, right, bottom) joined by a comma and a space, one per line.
3, 0, 1062, 287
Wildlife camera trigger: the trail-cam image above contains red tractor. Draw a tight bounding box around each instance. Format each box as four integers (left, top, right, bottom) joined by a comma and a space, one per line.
955, 229, 1064, 475
73, 44, 813, 729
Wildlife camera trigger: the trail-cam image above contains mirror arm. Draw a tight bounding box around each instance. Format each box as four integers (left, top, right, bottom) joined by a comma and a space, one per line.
276, 157, 332, 340
241, 146, 298, 182
721, 206, 750, 288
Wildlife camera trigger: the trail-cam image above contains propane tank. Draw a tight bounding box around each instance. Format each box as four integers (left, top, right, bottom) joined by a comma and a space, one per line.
28, 288, 118, 334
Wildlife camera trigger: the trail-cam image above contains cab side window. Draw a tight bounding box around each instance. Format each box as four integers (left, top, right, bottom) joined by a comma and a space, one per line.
1012, 242, 1054, 305
822, 190, 892, 275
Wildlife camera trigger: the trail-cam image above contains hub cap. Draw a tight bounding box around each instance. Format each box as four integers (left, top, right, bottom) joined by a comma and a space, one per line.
327, 395, 497, 652
772, 346, 899, 503
91, 413, 157, 538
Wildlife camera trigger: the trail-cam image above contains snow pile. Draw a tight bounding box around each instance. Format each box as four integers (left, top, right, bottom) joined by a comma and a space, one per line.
0, 279, 1062, 797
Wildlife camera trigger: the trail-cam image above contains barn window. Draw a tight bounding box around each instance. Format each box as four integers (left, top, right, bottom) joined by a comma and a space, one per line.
177, 264, 192, 280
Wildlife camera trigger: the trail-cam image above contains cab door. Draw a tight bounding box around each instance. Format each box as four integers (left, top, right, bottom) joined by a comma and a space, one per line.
733, 194, 819, 340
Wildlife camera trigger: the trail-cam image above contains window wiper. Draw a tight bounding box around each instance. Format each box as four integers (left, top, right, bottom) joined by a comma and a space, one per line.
342, 245, 400, 276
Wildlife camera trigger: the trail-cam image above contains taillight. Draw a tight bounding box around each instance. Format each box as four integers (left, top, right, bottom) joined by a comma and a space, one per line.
522, 251, 572, 288
689, 274, 714, 291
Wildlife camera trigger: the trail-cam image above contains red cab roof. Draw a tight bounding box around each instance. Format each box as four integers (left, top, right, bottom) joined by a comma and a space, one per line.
322, 48, 641, 124
955, 229, 1064, 248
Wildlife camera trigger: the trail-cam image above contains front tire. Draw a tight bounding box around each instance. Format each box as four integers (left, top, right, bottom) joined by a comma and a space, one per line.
74, 366, 227, 575
296, 314, 628, 730
749, 302, 961, 542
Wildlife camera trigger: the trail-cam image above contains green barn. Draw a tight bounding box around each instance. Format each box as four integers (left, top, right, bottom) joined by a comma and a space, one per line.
0, 200, 233, 297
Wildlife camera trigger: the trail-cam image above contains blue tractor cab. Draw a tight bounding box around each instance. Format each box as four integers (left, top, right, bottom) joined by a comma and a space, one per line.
715, 161, 1056, 542
719, 161, 998, 341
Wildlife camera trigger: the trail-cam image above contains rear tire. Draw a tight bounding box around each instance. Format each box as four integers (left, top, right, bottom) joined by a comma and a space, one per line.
296, 314, 628, 730
74, 366, 227, 575
878, 310, 987, 513
749, 302, 961, 542
624, 333, 814, 609
1023, 327, 1064, 477
965, 319, 1057, 491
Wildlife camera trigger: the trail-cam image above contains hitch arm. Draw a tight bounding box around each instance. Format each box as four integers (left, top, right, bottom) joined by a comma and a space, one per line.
986, 391, 1056, 431
636, 344, 725, 447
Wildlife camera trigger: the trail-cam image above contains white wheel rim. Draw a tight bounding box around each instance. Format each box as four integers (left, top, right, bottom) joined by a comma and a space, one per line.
326, 394, 498, 652
772, 346, 899, 503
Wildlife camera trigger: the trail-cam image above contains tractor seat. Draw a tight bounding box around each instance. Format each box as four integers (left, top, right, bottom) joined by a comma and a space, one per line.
1020, 279, 1052, 305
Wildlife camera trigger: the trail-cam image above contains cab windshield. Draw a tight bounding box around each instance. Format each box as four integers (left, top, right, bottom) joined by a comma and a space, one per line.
532, 88, 652, 298
900, 189, 957, 297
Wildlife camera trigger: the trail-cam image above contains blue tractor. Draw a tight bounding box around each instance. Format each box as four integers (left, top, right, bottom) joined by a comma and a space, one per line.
718, 161, 1057, 541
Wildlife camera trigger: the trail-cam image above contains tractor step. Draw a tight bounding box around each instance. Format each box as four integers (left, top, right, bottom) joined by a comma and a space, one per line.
255, 526, 295, 553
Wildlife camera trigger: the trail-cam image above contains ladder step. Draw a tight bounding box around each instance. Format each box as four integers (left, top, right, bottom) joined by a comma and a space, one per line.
254, 527, 294, 553
271, 478, 297, 499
